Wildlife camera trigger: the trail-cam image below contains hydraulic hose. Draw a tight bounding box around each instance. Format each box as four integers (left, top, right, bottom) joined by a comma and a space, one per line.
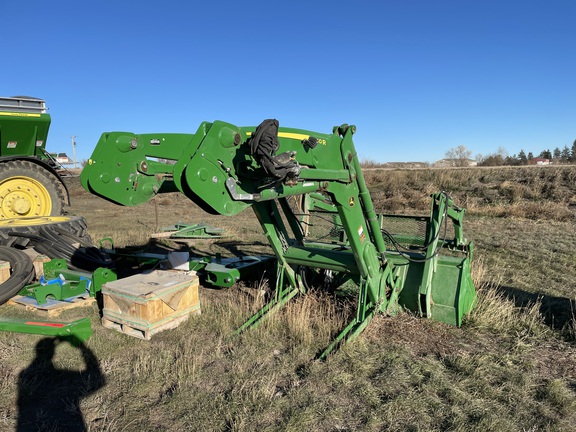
9, 226, 113, 272
0, 246, 35, 305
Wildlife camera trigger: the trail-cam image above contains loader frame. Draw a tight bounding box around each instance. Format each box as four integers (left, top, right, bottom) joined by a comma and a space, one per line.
81, 120, 476, 356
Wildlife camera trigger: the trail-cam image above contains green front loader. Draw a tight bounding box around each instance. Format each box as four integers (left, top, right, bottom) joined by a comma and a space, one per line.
81, 119, 476, 357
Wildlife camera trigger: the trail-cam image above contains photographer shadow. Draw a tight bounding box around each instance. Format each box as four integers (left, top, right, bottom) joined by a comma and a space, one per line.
17, 336, 105, 432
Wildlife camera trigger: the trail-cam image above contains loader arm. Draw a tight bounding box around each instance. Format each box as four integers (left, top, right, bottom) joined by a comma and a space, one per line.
82, 120, 476, 357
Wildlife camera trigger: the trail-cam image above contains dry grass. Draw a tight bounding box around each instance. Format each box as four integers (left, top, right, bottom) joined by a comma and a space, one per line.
0, 167, 575, 431
365, 165, 576, 221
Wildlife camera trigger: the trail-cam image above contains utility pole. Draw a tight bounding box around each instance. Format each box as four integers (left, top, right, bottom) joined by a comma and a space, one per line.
71, 136, 77, 168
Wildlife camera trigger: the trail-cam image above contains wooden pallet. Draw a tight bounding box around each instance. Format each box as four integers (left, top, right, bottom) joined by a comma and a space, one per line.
101, 270, 201, 339
9, 294, 95, 317
101, 308, 200, 340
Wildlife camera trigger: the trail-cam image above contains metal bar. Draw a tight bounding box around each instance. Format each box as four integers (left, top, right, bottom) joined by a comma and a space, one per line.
283, 245, 359, 274
0, 317, 92, 343
317, 311, 375, 360
236, 285, 300, 333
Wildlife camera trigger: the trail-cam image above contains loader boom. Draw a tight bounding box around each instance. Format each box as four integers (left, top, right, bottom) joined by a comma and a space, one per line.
82, 120, 476, 357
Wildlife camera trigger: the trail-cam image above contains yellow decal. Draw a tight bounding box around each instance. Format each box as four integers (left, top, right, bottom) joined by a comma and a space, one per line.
278, 132, 310, 141
246, 131, 326, 144
349, 197, 355, 206
0, 112, 41, 118
246, 131, 309, 140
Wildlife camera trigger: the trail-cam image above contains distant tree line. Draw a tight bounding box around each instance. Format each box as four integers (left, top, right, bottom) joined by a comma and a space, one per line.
446, 139, 576, 167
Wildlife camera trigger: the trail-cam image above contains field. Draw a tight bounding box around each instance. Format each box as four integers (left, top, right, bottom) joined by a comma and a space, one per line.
1, 165, 575, 431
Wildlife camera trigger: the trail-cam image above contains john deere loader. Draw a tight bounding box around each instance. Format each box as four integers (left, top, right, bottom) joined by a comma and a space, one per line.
82, 119, 477, 357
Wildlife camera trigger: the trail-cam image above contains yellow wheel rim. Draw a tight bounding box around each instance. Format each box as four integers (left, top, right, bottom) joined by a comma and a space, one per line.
0, 216, 70, 228
0, 176, 52, 219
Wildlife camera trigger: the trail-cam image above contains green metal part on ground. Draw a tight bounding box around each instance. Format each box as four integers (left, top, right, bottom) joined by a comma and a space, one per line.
0, 317, 92, 343
189, 254, 275, 288
156, 222, 227, 239
81, 119, 477, 357
98, 237, 273, 289
18, 259, 117, 305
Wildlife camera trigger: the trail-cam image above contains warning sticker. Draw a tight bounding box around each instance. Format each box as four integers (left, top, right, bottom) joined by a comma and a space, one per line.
7, 141, 17, 148
358, 226, 366, 243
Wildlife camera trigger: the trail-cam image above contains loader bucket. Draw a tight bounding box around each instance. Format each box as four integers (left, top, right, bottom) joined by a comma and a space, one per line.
380, 206, 476, 327
429, 255, 476, 326
391, 253, 476, 326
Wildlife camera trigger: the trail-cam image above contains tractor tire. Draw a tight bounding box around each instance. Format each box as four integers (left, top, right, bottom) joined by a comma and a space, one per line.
0, 246, 35, 305
0, 160, 67, 219
0, 216, 90, 248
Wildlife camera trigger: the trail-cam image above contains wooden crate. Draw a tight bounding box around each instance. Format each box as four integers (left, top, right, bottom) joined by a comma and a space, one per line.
0, 260, 10, 284
21, 249, 51, 280
32, 254, 51, 279
101, 270, 200, 340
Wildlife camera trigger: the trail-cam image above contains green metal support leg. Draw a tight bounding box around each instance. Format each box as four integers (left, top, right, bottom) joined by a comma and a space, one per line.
236, 262, 302, 333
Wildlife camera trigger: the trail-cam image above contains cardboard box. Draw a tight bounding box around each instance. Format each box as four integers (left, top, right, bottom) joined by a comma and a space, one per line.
101, 270, 200, 339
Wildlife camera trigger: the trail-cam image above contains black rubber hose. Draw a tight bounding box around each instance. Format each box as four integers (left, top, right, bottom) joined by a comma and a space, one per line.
0, 246, 35, 305
9, 227, 113, 272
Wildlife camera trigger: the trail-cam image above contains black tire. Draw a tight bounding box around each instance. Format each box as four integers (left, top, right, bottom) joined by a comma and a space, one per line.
0, 246, 35, 305
0, 216, 90, 247
0, 160, 67, 219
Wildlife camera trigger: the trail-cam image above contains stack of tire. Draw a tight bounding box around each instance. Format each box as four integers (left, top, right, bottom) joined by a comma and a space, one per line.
0, 217, 113, 305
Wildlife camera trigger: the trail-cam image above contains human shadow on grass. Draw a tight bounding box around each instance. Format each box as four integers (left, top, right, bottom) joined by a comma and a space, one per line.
499, 285, 575, 336
17, 336, 105, 432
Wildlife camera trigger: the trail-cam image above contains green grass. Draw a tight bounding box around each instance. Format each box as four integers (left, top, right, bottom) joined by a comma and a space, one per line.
0, 167, 575, 431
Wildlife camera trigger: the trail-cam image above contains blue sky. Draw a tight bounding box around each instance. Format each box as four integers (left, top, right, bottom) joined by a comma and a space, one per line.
2, 0, 575, 163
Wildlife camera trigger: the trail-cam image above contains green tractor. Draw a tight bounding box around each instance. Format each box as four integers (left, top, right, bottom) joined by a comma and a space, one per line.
0, 96, 68, 218
0, 97, 87, 247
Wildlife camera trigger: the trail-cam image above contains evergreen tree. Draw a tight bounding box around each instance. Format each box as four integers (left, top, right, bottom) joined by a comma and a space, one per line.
560, 145, 570, 162
518, 149, 528, 165
505, 155, 519, 166
539, 149, 552, 160
528, 152, 534, 161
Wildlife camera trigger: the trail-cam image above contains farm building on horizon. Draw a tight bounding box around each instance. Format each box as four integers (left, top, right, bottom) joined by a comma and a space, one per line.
55, 153, 72, 164
528, 157, 551, 166
433, 158, 478, 168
